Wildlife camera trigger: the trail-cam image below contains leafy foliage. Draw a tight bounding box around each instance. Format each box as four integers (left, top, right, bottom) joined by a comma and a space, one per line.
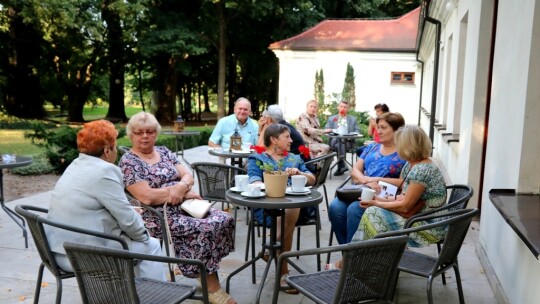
341, 63, 356, 108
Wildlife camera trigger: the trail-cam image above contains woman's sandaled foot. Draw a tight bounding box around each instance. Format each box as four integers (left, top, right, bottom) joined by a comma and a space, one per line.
324, 260, 342, 271
208, 288, 236, 304
280, 274, 299, 294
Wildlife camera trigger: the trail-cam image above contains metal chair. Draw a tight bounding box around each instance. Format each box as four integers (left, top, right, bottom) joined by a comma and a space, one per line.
326, 175, 352, 263
375, 208, 480, 304
14, 204, 129, 304
272, 235, 409, 304
191, 162, 247, 242
404, 184, 473, 285
64, 242, 209, 304
304, 152, 336, 210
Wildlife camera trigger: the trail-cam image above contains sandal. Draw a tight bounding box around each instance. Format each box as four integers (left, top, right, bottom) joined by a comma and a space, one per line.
208, 288, 236, 304
280, 274, 299, 295
324, 260, 342, 271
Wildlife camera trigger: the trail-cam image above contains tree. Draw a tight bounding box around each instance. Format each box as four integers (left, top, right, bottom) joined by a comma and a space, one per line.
314, 69, 325, 105
341, 62, 356, 108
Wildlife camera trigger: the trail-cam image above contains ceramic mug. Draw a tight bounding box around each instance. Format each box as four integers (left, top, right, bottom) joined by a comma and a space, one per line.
235, 175, 249, 191
291, 175, 307, 192
247, 184, 261, 196
360, 188, 376, 201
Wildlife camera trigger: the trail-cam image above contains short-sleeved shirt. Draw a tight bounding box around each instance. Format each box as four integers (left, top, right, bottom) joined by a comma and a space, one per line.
360, 143, 406, 178
209, 114, 258, 150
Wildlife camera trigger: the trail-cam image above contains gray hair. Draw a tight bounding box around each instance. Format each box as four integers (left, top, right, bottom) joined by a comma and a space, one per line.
126, 111, 162, 137
267, 105, 284, 123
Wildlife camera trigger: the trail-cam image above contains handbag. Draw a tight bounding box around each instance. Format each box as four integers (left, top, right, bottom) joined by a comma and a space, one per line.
336, 184, 368, 203
162, 203, 178, 273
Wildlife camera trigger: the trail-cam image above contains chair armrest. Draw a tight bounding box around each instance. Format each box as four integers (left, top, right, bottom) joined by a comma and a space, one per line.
41, 214, 129, 250
403, 196, 471, 227
375, 209, 473, 239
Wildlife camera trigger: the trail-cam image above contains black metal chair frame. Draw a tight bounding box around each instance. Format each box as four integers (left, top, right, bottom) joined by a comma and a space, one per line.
64, 242, 209, 304
15, 204, 129, 304
272, 235, 409, 304
191, 161, 248, 242
375, 208, 480, 304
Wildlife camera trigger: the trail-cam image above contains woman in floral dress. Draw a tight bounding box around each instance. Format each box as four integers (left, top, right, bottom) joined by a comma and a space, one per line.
119, 111, 236, 304
354, 125, 447, 247
296, 100, 332, 158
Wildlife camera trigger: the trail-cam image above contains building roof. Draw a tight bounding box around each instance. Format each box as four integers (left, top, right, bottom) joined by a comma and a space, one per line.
269, 7, 420, 52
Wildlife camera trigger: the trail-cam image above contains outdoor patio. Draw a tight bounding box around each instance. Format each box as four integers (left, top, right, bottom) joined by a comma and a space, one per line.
0, 146, 497, 303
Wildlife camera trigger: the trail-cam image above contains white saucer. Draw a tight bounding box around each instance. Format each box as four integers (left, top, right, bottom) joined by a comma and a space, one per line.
286, 187, 311, 195
230, 187, 244, 193
231, 150, 251, 154
240, 191, 266, 198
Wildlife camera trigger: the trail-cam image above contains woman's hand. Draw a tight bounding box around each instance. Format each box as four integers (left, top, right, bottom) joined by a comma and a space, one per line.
285, 167, 301, 177
359, 198, 379, 208
166, 184, 188, 205
184, 190, 202, 200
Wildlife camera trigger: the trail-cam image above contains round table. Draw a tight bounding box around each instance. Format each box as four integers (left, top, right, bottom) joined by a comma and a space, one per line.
327, 133, 363, 173
0, 156, 33, 248
208, 147, 253, 167
225, 189, 322, 304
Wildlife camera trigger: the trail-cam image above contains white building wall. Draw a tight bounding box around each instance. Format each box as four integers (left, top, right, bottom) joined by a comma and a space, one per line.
480, 0, 540, 303
273, 50, 420, 124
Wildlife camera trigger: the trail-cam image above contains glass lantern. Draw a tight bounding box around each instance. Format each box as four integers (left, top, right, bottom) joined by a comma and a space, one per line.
173, 115, 185, 132
230, 128, 242, 151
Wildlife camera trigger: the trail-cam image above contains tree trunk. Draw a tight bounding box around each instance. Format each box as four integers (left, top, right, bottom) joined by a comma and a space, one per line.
216, 1, 227, 119
4, 6, 45, 118
103, 0, 127, 122
153, 55, 177, 124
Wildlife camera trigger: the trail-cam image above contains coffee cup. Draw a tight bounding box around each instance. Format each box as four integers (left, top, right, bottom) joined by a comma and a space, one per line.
360, 188, 376, 201
235, 175, 249, 191
291, 175, 307, 192
247, 184, 261, 196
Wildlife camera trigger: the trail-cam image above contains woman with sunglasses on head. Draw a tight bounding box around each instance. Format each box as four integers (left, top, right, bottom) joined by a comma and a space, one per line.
118, 111, 236, 304
369, 103, 390, 143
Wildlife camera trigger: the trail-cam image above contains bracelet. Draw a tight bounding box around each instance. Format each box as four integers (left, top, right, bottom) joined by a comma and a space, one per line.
179, 180, 192, 190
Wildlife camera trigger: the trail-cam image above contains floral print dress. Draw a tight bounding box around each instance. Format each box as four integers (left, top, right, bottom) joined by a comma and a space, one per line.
119, 146, 235, 277
353, 162, 447, 247
296, 112, 330, 158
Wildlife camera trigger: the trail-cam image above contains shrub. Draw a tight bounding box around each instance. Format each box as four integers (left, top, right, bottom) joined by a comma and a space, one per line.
11, 154, 56, 175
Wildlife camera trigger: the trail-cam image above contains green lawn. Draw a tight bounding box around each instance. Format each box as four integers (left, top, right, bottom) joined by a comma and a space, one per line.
0, 130, 45, 156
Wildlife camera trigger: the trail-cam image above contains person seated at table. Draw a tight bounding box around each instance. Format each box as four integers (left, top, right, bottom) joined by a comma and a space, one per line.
296, 99, 332, 158
356, 103, 390, 157
327, 125, 447, 270
324, 100, 360, 176
46, 120, 165, 281
247, 124, 316, 294
328, 112, 406, 244
257, 105, 312, 167
208, 97, 258, 150
119, 112, 237, 304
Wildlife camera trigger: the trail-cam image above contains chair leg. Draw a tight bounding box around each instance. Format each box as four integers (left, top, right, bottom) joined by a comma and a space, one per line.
453, 264, 466, 304
315, 219, 321, 271
55, 275, 63, 304
33, 263, 45, 304
296, 227, 301, 252
326, 228, 334, 264
437, 242, 446, 285
427, 275, 435, 304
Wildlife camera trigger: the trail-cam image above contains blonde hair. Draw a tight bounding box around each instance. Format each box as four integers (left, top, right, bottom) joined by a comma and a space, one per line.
395, 125, 432, 162
126, 111, 161, 136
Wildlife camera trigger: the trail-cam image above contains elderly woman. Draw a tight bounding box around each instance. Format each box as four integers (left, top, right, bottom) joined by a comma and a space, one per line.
257, 105, 310, 162
296, 100, 332, 158
46, 120, 165, 281
355, 125, 447, 246
328, 112, 406, 244
247, 124, 315, 293
118, 112, 236, 304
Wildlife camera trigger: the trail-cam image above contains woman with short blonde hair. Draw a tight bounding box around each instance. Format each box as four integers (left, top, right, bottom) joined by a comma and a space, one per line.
296, 100, 332, 158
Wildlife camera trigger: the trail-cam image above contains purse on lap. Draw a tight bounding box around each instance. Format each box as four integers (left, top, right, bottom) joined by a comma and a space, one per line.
336, 184, 369, 203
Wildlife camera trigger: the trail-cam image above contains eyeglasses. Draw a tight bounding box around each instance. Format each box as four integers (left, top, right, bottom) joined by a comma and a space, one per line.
133, 130, 157, 136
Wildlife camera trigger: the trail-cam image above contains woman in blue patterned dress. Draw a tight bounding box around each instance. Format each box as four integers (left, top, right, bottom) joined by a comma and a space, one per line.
247, 123, 315, 293
354, 124, 447, 247
328, 112, 406, 244
119, 112, 236, 304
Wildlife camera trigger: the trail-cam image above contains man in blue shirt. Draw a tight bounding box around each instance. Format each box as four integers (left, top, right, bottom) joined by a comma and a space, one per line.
208, 97, 259, 150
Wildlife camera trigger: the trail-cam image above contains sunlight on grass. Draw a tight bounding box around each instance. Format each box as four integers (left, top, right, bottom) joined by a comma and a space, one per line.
0, 130, 44, 156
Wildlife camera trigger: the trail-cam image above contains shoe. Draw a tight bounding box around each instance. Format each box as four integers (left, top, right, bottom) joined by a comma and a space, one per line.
324, 260, 342, 271
333, 167, 345, 176
259, 250, 270, 263
280, 274, 299, 294
208, 287, 236, 304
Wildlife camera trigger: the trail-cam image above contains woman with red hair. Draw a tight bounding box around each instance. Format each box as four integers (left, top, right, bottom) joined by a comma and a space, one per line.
47, 120, 165, 281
